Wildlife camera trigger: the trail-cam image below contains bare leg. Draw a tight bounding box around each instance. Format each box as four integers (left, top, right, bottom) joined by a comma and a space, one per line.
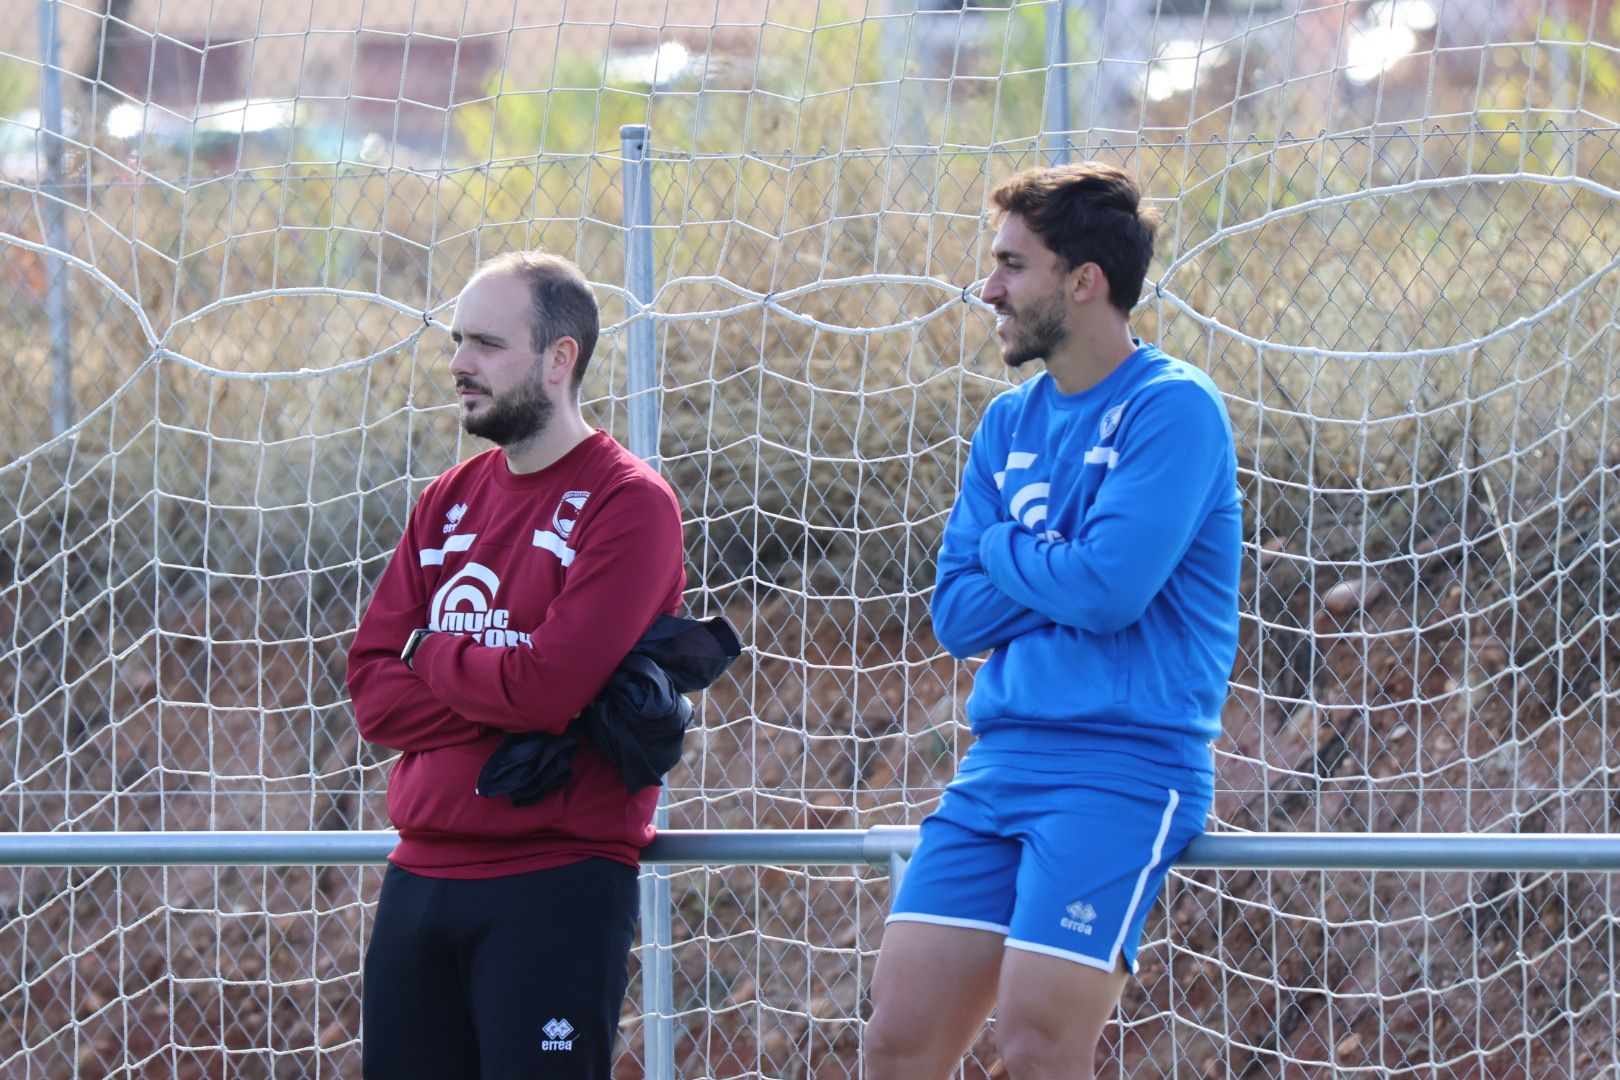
865, 920, 1006, 1080
993, 947, 1129, 1080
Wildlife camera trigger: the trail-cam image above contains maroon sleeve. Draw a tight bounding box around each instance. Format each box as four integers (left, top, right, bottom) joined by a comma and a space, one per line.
346, 497, 487, 752
409, 476, 685, 735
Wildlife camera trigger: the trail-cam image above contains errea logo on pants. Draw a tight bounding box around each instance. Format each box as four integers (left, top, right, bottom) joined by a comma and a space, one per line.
541, 1018, 574, 1051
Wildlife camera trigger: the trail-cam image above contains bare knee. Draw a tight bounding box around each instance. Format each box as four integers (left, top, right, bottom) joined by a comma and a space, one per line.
997, 1020, 1097, 1080
868, 1016, 933, 1080
993, 947, 1124, 1080
864, 1005, 944, 1080
861, 1006, 910, 1063
863, 920, 1003, 1079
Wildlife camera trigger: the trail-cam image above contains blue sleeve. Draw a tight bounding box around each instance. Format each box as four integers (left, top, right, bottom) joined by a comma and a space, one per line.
930, 407, 1053, 658
978, 381, 1233, 634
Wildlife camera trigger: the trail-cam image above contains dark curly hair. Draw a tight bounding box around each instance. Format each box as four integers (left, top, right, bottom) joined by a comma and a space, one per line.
989, 163, 1159, 315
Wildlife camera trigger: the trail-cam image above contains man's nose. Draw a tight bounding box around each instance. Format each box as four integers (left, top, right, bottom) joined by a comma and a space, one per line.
981, 273, 1005, 305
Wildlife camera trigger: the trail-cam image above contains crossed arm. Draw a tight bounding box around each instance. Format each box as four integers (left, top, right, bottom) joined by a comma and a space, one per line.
930, 433, 1053, 658
932, 384, 1231, 655
347, 481, 683, 751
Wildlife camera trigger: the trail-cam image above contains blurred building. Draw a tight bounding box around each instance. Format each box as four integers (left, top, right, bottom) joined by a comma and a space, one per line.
4, 0, 784, 161
0, 0, 1563, 171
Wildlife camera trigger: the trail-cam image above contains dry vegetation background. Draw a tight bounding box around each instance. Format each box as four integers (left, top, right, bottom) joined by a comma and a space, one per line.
3, 4, 1620, 1077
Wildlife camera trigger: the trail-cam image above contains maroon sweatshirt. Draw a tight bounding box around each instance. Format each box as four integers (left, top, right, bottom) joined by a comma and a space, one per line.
347, 431, 686, 877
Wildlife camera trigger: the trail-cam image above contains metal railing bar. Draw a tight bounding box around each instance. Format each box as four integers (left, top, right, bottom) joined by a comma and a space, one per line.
5, 829, 1620, 873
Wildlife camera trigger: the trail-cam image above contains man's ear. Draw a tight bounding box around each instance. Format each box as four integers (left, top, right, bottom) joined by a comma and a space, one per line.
546, 336, 580, 387
1070, 262, 1108, 305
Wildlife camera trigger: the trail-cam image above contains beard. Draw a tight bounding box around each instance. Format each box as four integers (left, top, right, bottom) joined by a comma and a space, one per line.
458, 368, 554, 447
999, 288, 1070, 369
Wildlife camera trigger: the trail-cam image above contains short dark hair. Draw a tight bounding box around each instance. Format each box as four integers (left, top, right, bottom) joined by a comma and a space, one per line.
476, 250, 600, 392
989, 163, 1159, 315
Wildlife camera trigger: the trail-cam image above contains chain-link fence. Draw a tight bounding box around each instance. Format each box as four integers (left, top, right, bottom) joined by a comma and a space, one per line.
4, 0, 1620, 1076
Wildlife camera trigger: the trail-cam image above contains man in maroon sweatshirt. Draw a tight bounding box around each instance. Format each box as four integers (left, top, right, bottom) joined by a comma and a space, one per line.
346, 251, 685, 1078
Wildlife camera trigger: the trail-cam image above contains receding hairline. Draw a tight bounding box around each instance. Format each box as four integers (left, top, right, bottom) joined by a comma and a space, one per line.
984, 208, 1049, 249
449, 268, 530, 336
472, 251, 592, 290
461, 251, 602, 387
460, 251, 599, 341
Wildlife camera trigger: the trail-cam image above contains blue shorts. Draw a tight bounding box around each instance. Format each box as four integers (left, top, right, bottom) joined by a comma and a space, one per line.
887, 748, 1210, 973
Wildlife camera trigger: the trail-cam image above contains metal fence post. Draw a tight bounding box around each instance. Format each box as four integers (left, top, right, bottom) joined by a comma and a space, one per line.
621, 124, 662, 470
1045, 0, 1071, 165
38, 0, 73, 437
619, 122, 674, 1080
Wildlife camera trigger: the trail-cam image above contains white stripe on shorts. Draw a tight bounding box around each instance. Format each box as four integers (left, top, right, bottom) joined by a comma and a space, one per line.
885, 912, 1010, 936
1003, 937, 1117, 973
1107, 787, 1181, 971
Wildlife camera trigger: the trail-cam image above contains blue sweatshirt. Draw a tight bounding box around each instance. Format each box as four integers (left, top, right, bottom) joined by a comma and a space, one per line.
932, 343, 1241, 774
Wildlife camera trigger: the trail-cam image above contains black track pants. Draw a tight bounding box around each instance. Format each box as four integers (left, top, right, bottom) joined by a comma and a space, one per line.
362, 858, 639, 1079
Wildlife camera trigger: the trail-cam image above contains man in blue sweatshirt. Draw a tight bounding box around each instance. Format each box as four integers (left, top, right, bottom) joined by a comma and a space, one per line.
864, 164, 1241, 1080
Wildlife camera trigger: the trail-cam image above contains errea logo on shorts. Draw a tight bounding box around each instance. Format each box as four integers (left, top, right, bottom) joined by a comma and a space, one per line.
1061, 900, 1097, 936
541, 1018, 574, 1051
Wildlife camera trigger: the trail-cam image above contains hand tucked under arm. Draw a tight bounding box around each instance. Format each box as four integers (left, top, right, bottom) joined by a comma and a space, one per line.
347, 525, 487, 752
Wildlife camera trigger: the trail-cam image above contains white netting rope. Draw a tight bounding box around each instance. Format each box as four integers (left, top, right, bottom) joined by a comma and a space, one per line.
3, 1, 1619, 1077
3, 174, 1616, 1074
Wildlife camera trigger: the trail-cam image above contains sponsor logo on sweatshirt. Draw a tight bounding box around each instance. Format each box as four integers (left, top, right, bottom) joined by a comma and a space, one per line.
428, 563, 531, 647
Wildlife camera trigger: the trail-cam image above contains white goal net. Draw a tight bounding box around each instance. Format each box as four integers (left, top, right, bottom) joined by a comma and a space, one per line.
2, 0, 1618, 1076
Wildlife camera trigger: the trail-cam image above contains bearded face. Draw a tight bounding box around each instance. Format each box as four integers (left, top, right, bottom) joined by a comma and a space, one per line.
995, 282, 1071, 369
449, 269, 564, 452
457, 362, 555, 447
